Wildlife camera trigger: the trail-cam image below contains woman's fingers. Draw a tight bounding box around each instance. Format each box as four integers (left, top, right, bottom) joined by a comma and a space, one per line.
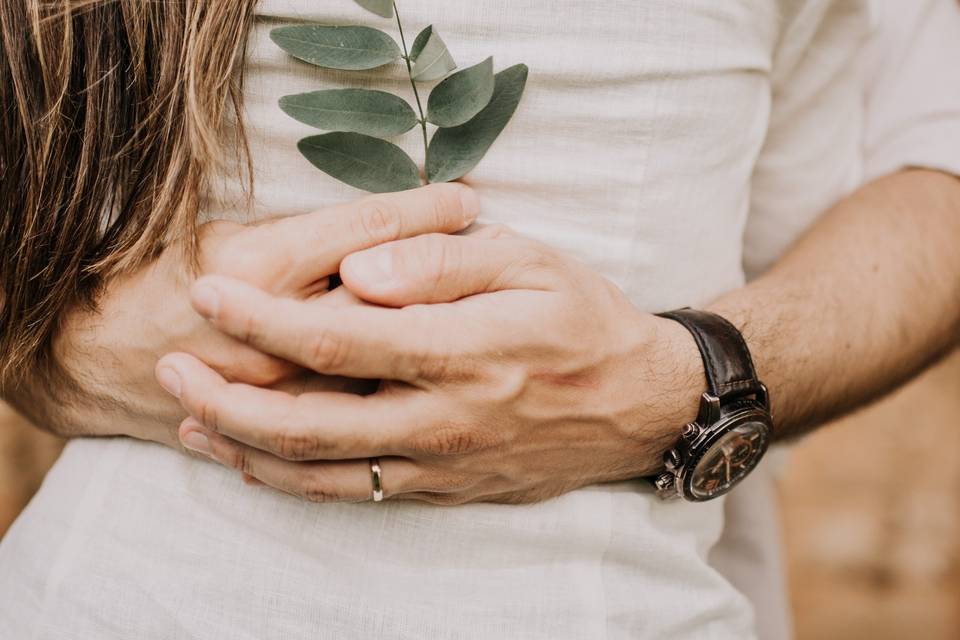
251, 183, 480, 287
339, 234, 568, 307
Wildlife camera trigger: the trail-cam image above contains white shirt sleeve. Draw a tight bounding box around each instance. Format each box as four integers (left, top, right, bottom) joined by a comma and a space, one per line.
742, 1, 872, 278
862, 0, 960, 180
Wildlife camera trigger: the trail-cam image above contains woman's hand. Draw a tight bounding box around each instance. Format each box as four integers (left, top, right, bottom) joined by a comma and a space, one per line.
55, 184, 478, 446
157, 228, 703, 504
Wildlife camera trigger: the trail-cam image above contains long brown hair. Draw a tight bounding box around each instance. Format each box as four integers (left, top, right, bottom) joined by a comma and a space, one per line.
0, 1, 256, 395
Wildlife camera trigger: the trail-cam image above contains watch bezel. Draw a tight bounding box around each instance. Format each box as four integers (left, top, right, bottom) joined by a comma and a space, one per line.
674, 399, 772, 502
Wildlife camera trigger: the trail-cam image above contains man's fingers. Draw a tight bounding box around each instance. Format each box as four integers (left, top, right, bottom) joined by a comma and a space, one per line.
156, 352, 429, 459
179, 419, 424, 502
340, 234, 567, 306
189, 275, 467, 380
250, 184, 480, 288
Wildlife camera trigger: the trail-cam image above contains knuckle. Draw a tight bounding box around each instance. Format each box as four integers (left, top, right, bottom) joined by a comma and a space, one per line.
487, 365, 529, 403
438, 233, 461, 268
235, 305, 268, 346
355, 200, 402, 245
272, 428, 317, 461
421, 233, 458, 288
303, 328, 349, 371
224, 447, 254, 476
415, 425, 494, 457
417, 350, 455, 381
197, 396, 223, 433
302, 471, 345, 503
301, 485, 342, 503
431, 185, 464, 229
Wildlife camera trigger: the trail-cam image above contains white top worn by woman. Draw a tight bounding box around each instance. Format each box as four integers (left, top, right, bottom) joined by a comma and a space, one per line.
0, 1, 871, 637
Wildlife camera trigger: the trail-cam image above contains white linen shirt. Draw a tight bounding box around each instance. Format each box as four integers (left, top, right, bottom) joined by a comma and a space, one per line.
0, 1, 877, 638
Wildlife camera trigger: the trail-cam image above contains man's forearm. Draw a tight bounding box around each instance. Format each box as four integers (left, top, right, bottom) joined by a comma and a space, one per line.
708, 169, 960, 437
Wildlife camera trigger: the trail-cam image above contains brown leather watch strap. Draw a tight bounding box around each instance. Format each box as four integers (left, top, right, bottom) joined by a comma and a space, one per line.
656, 308, 763, 401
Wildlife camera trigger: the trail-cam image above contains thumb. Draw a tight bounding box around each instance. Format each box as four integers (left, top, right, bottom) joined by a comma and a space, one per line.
339, 234, 562, 307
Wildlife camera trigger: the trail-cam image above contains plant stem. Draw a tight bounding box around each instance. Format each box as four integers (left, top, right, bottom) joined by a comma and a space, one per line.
393, 1, 430, 174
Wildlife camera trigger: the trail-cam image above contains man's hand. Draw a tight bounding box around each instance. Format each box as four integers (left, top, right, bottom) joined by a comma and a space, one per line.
49, 184, 479, 446
156, 229, 702, 504
157, 169, 960, 505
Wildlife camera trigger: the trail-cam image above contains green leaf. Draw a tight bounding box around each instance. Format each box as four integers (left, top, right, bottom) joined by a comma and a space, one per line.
270, 25, 401, 71
410, 26, 456, 82
298, 132, 421, 193
280, 89, 417, 138
409, 26, 432, 61
427, 57, 495, 128
427, 64, 529, 184
353, 0, 393, 18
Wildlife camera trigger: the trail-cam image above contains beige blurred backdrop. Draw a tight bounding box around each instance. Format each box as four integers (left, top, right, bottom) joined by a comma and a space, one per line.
1, 350, 959, 639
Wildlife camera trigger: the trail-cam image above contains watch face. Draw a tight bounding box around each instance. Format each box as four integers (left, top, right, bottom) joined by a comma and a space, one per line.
689, 420, 769, 500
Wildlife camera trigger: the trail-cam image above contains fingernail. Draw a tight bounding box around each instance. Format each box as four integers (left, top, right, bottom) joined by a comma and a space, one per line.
459, 187, 480, 225
181, 429, 212, 456
191, 282, 220, 319
347, 246, 394, 285
156, 366, 182, 398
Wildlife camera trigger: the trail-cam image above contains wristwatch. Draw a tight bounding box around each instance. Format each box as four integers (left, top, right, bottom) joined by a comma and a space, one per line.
651, 308, 773, 502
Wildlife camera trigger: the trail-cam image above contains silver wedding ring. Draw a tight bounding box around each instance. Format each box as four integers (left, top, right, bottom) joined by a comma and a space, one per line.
369, 458, 384, 502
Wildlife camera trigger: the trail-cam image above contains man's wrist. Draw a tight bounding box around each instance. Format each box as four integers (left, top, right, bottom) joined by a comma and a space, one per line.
652, 314, 705, 425
616, 313, 705, 477
705, 290, 785, 430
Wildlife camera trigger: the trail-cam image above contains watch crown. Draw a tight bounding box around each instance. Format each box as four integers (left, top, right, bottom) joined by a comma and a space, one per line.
663, 448, 682, 471
654, 472, 676, 492
682, 423, 701, 441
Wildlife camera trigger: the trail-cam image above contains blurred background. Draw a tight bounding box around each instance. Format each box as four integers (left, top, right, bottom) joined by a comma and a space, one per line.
1, 350, 959, 639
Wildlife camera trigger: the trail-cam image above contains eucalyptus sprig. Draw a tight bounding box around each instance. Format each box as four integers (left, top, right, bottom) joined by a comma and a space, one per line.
270, 0, 529, 193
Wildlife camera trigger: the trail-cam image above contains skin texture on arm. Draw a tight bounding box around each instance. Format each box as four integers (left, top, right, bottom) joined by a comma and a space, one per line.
709, 169, 960, 437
